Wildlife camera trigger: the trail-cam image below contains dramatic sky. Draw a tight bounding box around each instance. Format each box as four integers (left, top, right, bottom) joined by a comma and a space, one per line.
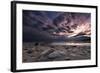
23, 10, 91, 42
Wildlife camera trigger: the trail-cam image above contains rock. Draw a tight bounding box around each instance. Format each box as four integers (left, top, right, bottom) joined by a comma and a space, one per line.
70, 53, 76, 56
47, 51, 66, 59
27, 50, 33, 54
35, 49, 54, 61
36, 50, 67, 61
41, 49, 54, 56
34, 43, 39, 46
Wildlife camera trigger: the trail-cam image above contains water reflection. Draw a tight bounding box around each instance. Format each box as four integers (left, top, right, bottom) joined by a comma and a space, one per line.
50, 42, 90, 46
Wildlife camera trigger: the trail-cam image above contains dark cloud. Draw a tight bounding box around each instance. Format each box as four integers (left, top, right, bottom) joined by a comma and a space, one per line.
23, 10, 91, 42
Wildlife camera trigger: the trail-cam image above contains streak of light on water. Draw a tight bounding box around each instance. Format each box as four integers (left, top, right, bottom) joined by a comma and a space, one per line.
50, 42, 91, 46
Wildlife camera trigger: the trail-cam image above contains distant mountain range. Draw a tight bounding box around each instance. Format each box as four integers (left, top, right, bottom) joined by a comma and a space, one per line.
23, 10, 91, 42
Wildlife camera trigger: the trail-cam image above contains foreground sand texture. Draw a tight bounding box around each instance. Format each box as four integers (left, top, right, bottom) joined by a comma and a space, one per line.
23, 43, 91, 62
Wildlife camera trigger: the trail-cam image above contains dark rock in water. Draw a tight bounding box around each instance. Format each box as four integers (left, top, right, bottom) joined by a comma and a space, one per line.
34, 43, 39, 46
47, 51, 66, 59
27, 50, 33, 54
